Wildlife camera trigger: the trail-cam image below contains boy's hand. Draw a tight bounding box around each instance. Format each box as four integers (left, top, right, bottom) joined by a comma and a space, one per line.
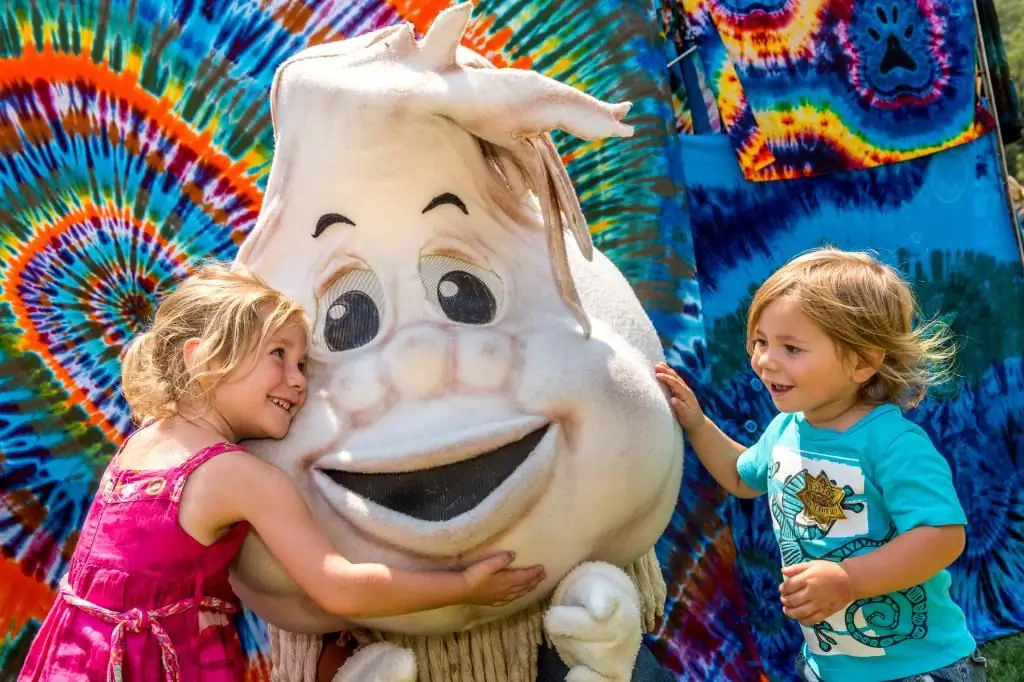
779, 561, 856, 626
461, 552, 547, 607
655, 362, 707, 432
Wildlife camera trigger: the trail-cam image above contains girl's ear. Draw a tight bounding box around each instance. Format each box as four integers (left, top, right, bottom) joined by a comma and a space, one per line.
182, 338, 203, 374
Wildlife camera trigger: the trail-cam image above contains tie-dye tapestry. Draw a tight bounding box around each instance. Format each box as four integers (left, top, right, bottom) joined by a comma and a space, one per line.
3, 1, 1021, 681
677, 129, 1024, 680
675, 0, 998, 181
0, 0, 731, 679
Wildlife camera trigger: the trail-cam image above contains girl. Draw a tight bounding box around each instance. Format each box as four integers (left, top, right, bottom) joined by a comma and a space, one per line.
20, 263, 545, 682
656, 248, 985, 682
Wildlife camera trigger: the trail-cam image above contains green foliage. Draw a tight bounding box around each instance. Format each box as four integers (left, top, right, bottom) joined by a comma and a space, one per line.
995, 0, 1023, 77
995, 0, 1024, 181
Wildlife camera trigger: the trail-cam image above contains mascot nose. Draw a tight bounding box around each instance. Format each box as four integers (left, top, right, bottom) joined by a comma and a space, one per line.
456, 329, 516, 391
382, 325, 454, 400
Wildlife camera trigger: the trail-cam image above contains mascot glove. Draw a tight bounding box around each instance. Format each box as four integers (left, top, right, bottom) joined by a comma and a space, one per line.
333, 642, 417, 682
544, 561, 642, 682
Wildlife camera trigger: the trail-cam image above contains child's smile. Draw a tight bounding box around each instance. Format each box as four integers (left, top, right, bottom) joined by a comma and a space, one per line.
268, 396, 297, 414
767, 382, 794, 398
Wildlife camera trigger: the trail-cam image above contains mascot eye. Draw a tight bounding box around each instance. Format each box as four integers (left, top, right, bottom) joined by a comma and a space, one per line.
420, 255, 503, 325
314, 269, 385, 352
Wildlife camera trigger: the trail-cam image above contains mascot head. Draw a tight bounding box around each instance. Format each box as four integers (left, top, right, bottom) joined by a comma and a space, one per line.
232, 1, 683, 640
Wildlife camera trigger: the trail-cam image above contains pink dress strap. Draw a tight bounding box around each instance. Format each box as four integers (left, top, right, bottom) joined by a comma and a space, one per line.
170, 442, 247, 501
180, 441, 247, 475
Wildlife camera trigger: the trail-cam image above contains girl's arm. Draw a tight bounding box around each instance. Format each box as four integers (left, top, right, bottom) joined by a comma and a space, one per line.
188, 451, 546, 619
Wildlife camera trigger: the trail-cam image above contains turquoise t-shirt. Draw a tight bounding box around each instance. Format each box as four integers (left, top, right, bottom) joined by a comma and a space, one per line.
737, 404, 975, 682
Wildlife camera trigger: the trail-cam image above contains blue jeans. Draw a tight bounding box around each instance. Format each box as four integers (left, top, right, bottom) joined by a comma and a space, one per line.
795, 650, 988, 682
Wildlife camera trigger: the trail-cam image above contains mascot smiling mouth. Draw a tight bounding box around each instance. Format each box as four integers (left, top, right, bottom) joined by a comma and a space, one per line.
318, 425, 552, 522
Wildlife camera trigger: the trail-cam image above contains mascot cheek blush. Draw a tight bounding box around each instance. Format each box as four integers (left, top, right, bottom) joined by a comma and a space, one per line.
229, 4, 685, 681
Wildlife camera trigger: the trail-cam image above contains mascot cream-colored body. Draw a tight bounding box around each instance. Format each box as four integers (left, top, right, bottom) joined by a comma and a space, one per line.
230, 4, 684, 681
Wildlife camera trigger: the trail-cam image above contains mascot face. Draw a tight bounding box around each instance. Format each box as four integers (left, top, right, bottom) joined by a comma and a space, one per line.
231, 4, 683, 636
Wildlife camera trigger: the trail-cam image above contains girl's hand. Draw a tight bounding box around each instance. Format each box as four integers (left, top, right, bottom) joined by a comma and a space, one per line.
655, 362, 707, 432
779, 561, 856, 626
460, 552, 546, 607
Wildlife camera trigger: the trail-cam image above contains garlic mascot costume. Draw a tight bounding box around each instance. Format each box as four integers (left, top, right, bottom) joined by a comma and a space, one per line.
230, 4, 684, 681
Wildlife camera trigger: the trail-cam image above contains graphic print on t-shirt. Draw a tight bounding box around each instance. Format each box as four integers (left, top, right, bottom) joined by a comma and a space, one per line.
769, 445, 927, 657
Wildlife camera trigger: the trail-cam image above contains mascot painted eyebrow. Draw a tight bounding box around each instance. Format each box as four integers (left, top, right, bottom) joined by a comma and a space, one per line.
230, 4, 684, 681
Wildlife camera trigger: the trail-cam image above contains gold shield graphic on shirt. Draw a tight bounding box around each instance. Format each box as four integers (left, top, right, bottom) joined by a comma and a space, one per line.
796, 470, 848, 530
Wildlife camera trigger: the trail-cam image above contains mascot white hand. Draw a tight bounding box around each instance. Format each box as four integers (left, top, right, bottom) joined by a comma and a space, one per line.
333, 642, 418, 682
544, 563, 642, 682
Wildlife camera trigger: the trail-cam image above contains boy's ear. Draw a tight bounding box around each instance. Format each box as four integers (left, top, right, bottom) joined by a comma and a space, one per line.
851, 347, 885, 385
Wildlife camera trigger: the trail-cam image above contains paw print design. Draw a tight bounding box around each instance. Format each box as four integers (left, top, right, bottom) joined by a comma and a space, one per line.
843, 0, 941, 104
717, 0, 792, 16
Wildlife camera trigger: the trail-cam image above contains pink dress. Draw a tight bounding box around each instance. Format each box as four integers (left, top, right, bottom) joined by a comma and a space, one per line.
19, 438, 251, 682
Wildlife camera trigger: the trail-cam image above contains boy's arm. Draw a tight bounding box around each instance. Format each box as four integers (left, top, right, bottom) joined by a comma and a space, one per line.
780, 525, 965, 625
842, 524, 965, 598
655, 364, 766, 498
688, 416, 764, 499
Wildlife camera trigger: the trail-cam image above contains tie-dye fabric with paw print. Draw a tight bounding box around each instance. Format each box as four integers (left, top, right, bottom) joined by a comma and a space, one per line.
677, 0, 996, 181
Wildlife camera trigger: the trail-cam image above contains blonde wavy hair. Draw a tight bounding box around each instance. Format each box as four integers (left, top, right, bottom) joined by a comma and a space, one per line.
121, 262, 308, 422
1009, 175, 1023, 212
746, 247, 956, 409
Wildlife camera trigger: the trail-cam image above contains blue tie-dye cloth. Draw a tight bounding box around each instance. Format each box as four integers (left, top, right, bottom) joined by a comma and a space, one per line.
677, 130, 1024, 681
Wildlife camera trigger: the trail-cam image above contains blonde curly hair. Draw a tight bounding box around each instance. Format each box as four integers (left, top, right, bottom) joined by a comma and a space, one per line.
120, 262, 307, 422
746, 247, 956, 409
